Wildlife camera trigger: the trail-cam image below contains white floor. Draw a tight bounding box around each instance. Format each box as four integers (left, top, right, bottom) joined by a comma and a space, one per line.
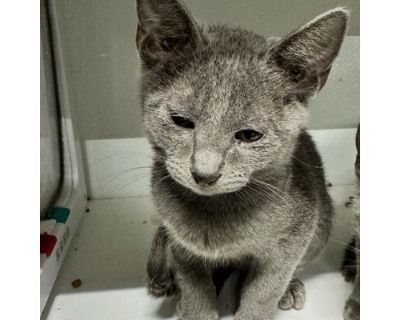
42, 185, 357, 320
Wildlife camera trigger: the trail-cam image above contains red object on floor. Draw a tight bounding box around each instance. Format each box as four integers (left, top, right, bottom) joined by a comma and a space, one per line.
41, 233, 57, 257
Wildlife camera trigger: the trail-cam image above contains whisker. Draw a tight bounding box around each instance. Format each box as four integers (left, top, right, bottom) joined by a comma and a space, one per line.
115, 173, 153, 192
252, 178, 286, 194
246, 184, 275, 203
291, 156, 324, 169
101, 166, 153, 186
328, 236, 360, 254
250, 178, 289, 205
153, 173, 172, 188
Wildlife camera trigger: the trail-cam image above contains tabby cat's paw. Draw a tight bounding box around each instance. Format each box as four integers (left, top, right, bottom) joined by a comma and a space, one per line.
343, 297, 360, 320
279, 278, 306, 310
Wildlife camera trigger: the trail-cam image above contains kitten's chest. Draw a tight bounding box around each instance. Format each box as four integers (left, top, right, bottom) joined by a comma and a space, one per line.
166, 221, 250, 260
163, 204, 276, 260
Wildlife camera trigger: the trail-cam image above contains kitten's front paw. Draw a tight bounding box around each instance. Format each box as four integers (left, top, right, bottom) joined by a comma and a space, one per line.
234, 312, 272, 320
177, 299, 219, 320
278, 278, 306, 311
147, 270, 177, 298
177, 309, 219, 320
177, 318, 218, 320
177, 316, 218, 320
343, 297, 360, 320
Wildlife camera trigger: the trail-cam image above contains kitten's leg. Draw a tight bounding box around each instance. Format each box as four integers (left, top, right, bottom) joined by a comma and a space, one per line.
343, 236, 360, 320
278, 278, 306, 310
212, 266, 234, 295
173, 249, 218, 320
234, 257, 301, 320
344, 280, 359, 320
146, 225, 177, 297
341, 237, 357, 282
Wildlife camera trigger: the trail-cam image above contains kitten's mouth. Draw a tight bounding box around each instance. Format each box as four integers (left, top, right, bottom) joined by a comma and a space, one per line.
189, 186, 222, 196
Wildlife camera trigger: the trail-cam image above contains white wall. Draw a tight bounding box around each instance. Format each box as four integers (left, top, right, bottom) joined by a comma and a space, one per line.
53, 0, 359, 140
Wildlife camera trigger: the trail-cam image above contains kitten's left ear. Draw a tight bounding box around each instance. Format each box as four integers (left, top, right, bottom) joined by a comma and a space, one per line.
268, 8, 349, 100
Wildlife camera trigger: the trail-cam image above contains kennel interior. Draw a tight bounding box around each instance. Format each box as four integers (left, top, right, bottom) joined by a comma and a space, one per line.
40, 1, 360, 319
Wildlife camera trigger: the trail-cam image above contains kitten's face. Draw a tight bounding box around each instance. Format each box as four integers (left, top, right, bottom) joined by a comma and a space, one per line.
144, 56, 307, 195
136, 0, 348, 196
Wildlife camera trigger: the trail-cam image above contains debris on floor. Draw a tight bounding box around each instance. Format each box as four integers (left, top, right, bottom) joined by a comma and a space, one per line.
71, 279, 82, 288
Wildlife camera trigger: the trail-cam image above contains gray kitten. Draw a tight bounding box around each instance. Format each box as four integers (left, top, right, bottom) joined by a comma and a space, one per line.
342, 125, 360, 320
136, 1, 348, 319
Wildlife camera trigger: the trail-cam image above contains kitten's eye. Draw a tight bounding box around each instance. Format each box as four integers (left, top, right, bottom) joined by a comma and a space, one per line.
171, 115, 195, 129
235, 129, 263, 143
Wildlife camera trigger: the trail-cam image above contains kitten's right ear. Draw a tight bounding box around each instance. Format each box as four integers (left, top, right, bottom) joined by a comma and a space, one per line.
136, 0, 200, 68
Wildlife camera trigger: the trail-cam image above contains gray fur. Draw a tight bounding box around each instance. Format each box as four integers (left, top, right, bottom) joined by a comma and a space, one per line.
136, 1, 348, 319
342, 126, 360, 320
